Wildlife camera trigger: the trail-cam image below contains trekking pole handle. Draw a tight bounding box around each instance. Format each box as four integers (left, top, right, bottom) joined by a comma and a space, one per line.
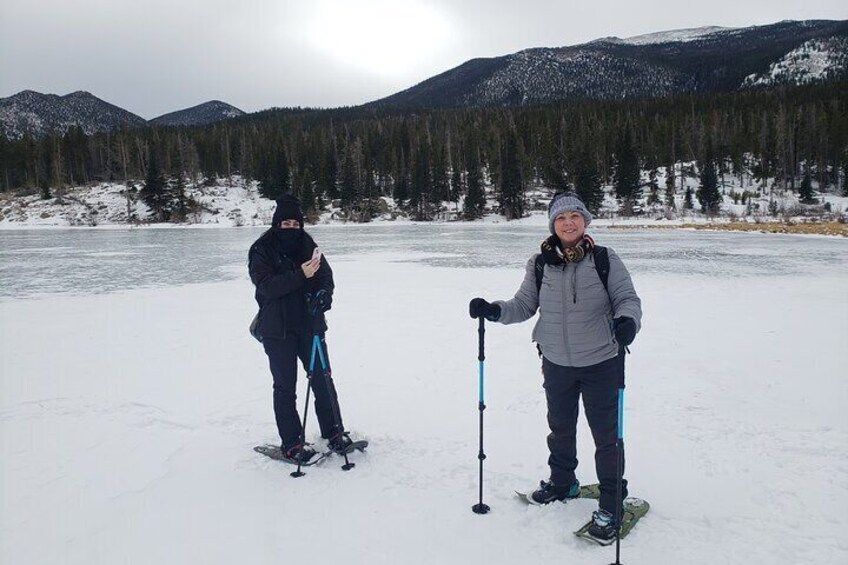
478, 317, 485, 361
477, 317, 485, 403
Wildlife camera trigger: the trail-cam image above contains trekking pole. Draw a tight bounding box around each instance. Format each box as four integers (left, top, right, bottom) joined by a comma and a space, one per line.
472, 316, 490, 514
609, 345, 627, 565
312, 332, 354, 471
290, 369, 315, 479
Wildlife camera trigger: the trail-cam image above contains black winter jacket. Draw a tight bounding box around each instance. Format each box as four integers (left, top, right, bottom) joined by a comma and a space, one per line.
248, 229, 334, 339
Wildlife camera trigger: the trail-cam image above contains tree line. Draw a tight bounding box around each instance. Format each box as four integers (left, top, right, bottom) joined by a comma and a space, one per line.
0, 80, 845, 221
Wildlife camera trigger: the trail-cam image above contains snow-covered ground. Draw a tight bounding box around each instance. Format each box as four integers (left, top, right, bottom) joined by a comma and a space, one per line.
1, 225, 847, 565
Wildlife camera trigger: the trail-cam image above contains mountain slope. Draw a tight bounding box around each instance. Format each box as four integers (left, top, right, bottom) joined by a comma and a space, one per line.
149, 100, 245, 127
0, 90, 147, 139
373, 19, 848, 108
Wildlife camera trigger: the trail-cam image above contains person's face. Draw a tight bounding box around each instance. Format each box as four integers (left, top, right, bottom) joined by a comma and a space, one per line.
278, 219, 300, 229
554, 211, 586, 246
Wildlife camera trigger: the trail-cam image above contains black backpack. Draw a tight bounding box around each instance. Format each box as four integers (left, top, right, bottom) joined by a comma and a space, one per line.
534, 245, 611, 295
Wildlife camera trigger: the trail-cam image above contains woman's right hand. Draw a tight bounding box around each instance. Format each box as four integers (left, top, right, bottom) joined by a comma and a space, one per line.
301, 257, 320, 278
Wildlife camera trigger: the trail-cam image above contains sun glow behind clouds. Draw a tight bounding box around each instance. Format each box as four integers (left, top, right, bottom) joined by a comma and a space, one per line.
303, 0, 454, 78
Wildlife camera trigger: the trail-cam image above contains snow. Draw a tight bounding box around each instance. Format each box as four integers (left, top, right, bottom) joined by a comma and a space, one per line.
608, 26, 732, 45
1, 225, 847, 564
742, 36, 848, 87
2, 165, 846, 230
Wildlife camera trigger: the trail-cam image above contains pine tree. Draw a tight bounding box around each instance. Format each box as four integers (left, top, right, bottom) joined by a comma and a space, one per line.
696, 158, 721, 215
362, 166, 379, 221
298, 167, 317, 220
410, 145, 432, 220
498, 129, 524, 220
573, 145, 604, 215
431, 144, 450, 203
320, 142, 339, 201
664, 163, 676, 210
843, 158, 848, 197
538, 125, 568, 192
172, 172, 188, 222
463, 148, 485, 219
140, 148, 169, 221
684, 187, 694, 210
613, 127, 641, 215
646, 168, 661, 206
450, 160, 462, 211
799, 167, 817, 204
339, 141, 360, 212
394, 166, 409, 207
257, 148, 290, 200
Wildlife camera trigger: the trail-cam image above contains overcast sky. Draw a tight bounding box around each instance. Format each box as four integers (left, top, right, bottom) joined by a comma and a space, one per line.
1, 0, 845, 119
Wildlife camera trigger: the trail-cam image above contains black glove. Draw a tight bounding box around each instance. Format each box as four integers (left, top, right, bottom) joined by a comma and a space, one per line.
469, 298, 501, 321
308, 289, 332, 315
613, 316, 637, 347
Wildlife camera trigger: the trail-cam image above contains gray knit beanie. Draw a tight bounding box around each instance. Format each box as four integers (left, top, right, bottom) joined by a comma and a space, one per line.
547, 192, 592, 234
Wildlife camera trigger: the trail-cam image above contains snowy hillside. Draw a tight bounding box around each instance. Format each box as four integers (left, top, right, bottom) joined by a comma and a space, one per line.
742, 35, 848, 87
149, 100, 245, 127
1, 165, 845, 230
461, 47, 685, 106
0, 177, 276, 228
0, 90, 147, 140
0, 91, 246, 139
373, 19, 848, 108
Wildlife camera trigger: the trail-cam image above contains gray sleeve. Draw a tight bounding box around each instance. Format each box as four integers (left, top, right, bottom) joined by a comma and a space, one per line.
606, 248, 642, 332
493, 256, 539, 324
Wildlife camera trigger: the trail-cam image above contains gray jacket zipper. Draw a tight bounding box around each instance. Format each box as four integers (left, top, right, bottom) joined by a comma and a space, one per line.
561, 263, 573, 363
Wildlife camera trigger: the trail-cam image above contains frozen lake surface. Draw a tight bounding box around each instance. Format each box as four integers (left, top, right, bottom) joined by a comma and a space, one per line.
2, 224, 847, 299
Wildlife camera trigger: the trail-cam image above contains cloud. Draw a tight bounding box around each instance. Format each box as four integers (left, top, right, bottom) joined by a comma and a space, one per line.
1, 0, 845, 118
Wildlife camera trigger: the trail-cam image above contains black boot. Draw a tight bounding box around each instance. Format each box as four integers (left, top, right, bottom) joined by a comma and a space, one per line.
284, 443, 317, 463
528, 479, 581, 505
327, 431, 354, 454
587, 509, 617, 540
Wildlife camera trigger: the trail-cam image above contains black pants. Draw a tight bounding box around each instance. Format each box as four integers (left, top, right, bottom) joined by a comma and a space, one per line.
542, 354, 627, 513
262, 332, 344, 448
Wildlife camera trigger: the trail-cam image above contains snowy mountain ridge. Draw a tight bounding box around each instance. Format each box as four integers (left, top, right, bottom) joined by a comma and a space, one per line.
599, 26, 732, 45
374, 19, 848, 108
0, 90, 147, 140
0, 91, 244, 140
149, 101, 245, 127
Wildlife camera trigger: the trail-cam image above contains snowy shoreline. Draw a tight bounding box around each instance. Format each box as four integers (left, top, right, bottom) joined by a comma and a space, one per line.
1, 213, 845, 238
2, 173, 846, 236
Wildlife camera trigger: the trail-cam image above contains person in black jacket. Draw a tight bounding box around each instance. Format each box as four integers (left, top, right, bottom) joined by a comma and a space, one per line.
248, 195, 354, 463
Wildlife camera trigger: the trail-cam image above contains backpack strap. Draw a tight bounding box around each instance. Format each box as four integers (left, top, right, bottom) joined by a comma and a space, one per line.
534, 253, 545, 294
534, 245, 610, 295
593, 245, 610, 295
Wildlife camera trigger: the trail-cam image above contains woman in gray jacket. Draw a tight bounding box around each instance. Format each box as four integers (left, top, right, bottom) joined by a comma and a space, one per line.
469, 192, 642, 540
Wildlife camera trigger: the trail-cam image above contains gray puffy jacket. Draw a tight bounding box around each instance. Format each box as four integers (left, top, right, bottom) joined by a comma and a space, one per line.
494, 247, 642, 368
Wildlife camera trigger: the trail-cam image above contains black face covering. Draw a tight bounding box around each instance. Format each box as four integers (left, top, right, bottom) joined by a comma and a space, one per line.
271, 227, 303, 257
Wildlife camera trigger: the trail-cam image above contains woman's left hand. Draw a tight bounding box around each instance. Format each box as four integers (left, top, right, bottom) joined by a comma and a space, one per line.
614, 317, 637, 346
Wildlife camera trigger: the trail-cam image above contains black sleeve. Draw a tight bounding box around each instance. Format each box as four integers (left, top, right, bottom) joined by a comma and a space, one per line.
311, 255, 335, 295
248, 244, 307, 299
